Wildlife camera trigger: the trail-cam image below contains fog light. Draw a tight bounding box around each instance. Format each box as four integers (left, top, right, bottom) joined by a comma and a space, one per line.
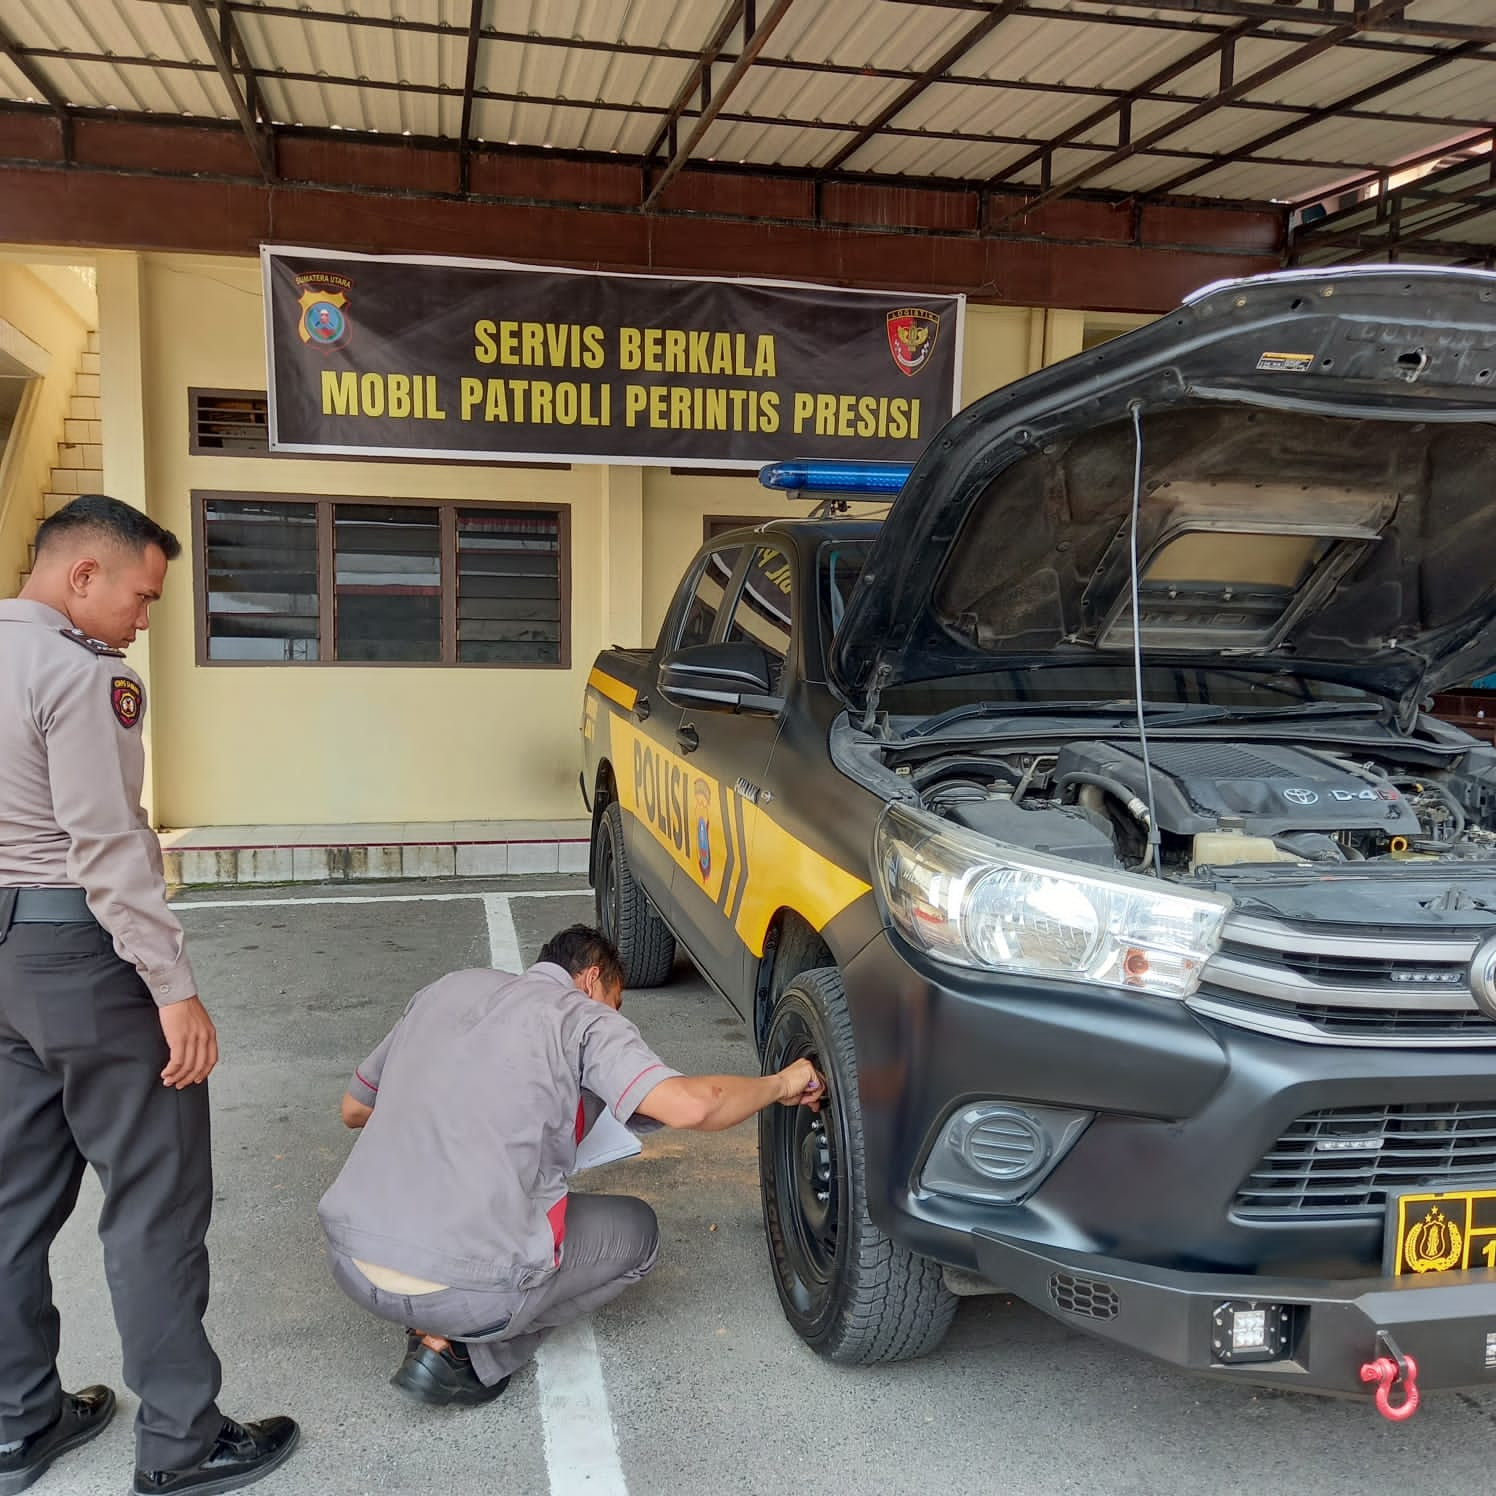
920, 1102, 1091, 1205
1211, 1300, 1296, 1365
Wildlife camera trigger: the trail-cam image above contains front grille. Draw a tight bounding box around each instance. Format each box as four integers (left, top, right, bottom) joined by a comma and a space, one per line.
1207, 994, 1496, 1041
1193, 915, 1496, 1047
1234, 1103, 1496, 1219
1224, 941, 1469, 992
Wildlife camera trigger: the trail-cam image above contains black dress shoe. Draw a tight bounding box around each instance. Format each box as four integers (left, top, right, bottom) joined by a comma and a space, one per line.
391, 1341, 511, 1408
132, 1416, 299, 1496
0, 1386, 116, 1496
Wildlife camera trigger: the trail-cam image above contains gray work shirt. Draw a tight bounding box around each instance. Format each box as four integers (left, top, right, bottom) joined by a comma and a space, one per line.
0, 598, 195, 1006
318, 962, 681, 1291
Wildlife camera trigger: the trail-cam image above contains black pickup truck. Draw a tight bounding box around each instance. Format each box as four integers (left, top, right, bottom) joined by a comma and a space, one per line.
580, 267, 1496, 1414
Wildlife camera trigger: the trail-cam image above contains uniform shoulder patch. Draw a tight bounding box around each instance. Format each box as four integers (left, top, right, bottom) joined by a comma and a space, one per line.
111, 676, 143, 729
59, 626, 125, 658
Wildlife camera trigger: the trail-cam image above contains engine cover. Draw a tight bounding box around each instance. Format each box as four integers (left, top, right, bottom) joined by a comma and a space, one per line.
1054, 740, 1422, 838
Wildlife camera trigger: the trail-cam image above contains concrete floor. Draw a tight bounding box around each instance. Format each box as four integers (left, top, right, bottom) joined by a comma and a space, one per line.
36, 875, 1496, 1496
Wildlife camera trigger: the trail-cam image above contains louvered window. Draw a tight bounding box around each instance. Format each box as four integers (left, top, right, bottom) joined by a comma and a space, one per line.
457, 508, 563, 665
196, 492, 568, 668
202, 498, 319, 661
189, 390, 270, 454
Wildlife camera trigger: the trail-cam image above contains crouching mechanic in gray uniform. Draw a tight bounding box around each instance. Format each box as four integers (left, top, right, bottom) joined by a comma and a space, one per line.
319, 924, 823, 1405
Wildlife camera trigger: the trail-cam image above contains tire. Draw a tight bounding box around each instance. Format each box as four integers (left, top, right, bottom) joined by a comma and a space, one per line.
594, 801, 676, 988
759, 967, 957, 1364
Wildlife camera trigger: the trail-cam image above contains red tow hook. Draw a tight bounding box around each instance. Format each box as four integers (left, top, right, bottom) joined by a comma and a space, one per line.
1360, 1333, 1420, 1421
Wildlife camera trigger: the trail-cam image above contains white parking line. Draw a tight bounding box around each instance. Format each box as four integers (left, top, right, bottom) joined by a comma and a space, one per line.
173, 880, 629, 1492
484, 893, 630, 1496
482, 892, 524, 975
535, 1320, 630, 1496
170, 888, 587, 910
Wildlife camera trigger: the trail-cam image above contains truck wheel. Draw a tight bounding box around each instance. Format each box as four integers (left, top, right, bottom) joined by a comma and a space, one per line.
595, 801, 676, 988
760, 967, 957, 1364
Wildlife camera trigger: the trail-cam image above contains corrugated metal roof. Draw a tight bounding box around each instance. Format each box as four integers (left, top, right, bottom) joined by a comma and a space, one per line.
1, 0, 1493, 263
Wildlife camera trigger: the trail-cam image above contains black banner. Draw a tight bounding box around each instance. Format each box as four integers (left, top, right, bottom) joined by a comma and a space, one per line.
262, 247, 963, 468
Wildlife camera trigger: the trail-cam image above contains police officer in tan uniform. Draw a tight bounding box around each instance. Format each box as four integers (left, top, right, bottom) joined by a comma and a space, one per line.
0, 497, 297, 1496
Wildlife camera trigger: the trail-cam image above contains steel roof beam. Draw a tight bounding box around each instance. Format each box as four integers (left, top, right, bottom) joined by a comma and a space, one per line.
1290, 140, 1496, 240
457, 0, 484, 193
901, 0, 1487, 63
1288, 129, 1495, 209
155, 0, 1496, 67
1300, 178, 1496, 254
1047, 0, 1496, 45
643, 0, 797, 210
642, 1, 747, 167
991, 0, 1410, 227
1332, 193, 1496, 263
0, 14, 71, 157
1148, 37, 1490, 197
820, 0, 1023, 174
185, 0, 274, 181
983, 12, 1264, 201
22, 41, 1490, 131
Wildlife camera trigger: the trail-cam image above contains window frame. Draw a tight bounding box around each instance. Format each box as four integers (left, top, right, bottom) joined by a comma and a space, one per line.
668, 543, 750, 656
722, 542, 795, 694
191, 489, 571, 670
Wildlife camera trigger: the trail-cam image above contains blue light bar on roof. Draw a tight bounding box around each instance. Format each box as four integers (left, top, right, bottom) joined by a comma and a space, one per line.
758, 460, 913, 495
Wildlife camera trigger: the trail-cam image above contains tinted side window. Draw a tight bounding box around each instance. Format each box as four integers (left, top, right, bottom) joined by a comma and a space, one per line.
725, 545, 792, 690
676, 546, 743, 649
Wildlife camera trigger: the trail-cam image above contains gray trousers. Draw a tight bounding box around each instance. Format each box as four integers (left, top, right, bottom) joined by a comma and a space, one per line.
328, 1192, 660, 1385
0, 909, 224, 1470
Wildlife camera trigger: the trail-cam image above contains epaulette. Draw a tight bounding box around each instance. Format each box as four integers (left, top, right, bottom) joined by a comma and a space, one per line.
60, 626, 125, 658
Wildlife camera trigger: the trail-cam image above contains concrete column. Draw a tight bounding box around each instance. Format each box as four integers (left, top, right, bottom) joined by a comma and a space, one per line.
598, 463, 645, 649
95, 251, 161, 820
1043, 309, 1087, 366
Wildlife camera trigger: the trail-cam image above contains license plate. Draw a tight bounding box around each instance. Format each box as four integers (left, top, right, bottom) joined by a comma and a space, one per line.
1386, 1185, 1496, 1276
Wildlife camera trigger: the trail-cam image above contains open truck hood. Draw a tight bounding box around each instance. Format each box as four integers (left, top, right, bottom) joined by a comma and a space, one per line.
831, 267, 1496, 718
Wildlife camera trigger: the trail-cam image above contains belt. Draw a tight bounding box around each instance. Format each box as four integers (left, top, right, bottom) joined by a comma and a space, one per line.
7, 887, 94, 923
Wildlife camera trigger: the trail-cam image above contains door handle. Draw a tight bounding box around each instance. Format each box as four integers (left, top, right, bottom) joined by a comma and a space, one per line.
676, 723, 700, 754
633, 694, 651, 722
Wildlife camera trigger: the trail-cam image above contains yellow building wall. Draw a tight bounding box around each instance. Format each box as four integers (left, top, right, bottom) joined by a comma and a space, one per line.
105, 253, 1144, 827
0, 261, 96, 594
138, 254, 604, 827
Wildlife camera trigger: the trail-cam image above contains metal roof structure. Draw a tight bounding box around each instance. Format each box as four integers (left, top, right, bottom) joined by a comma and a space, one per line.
0, 1, 1493, 265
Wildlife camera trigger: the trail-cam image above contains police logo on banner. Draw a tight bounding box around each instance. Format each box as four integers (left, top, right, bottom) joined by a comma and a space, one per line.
886, 307, 941, 378
295, 271, 355, 352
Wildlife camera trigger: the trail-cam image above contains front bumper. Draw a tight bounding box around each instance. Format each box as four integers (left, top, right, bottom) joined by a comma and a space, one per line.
970, 1231, 1496, 1396
839, 925, 1496, 1396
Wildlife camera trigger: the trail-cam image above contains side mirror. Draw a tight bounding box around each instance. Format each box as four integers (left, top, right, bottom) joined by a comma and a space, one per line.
659, 642, 783, 714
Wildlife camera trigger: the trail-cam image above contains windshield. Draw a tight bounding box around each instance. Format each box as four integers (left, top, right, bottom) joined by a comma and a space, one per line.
821, 540, 872, 640
877, 663, 1379, 719
822, 539, 1393, 720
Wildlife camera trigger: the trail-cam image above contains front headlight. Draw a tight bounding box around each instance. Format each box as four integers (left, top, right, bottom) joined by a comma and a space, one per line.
874, 802, 1230, 998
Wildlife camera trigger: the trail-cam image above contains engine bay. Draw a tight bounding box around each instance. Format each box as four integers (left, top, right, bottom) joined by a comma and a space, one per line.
882, 731, 1496, 880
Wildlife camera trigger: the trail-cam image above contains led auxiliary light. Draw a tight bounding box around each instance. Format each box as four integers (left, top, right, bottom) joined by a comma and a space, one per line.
1211, 1300, 1297, 1365
757, 460, 913, 495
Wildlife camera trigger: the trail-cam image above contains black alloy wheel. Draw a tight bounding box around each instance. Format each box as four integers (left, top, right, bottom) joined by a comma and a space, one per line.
759, 967, 957, 1364
593, 801, 676, 988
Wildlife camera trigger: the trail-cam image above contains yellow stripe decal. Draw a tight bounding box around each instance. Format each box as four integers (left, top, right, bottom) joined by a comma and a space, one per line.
588, 668, 638, 712
606, 711, 869, 958
734, 799, 870, 957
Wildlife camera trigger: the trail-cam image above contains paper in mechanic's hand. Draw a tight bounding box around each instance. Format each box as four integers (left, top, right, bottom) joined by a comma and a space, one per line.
573, 1106, 644, 1172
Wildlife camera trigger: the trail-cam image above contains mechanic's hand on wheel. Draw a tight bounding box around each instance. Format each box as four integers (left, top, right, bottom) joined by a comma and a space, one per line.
159, 996, 219, 1088
775, 1058, 826, 1111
